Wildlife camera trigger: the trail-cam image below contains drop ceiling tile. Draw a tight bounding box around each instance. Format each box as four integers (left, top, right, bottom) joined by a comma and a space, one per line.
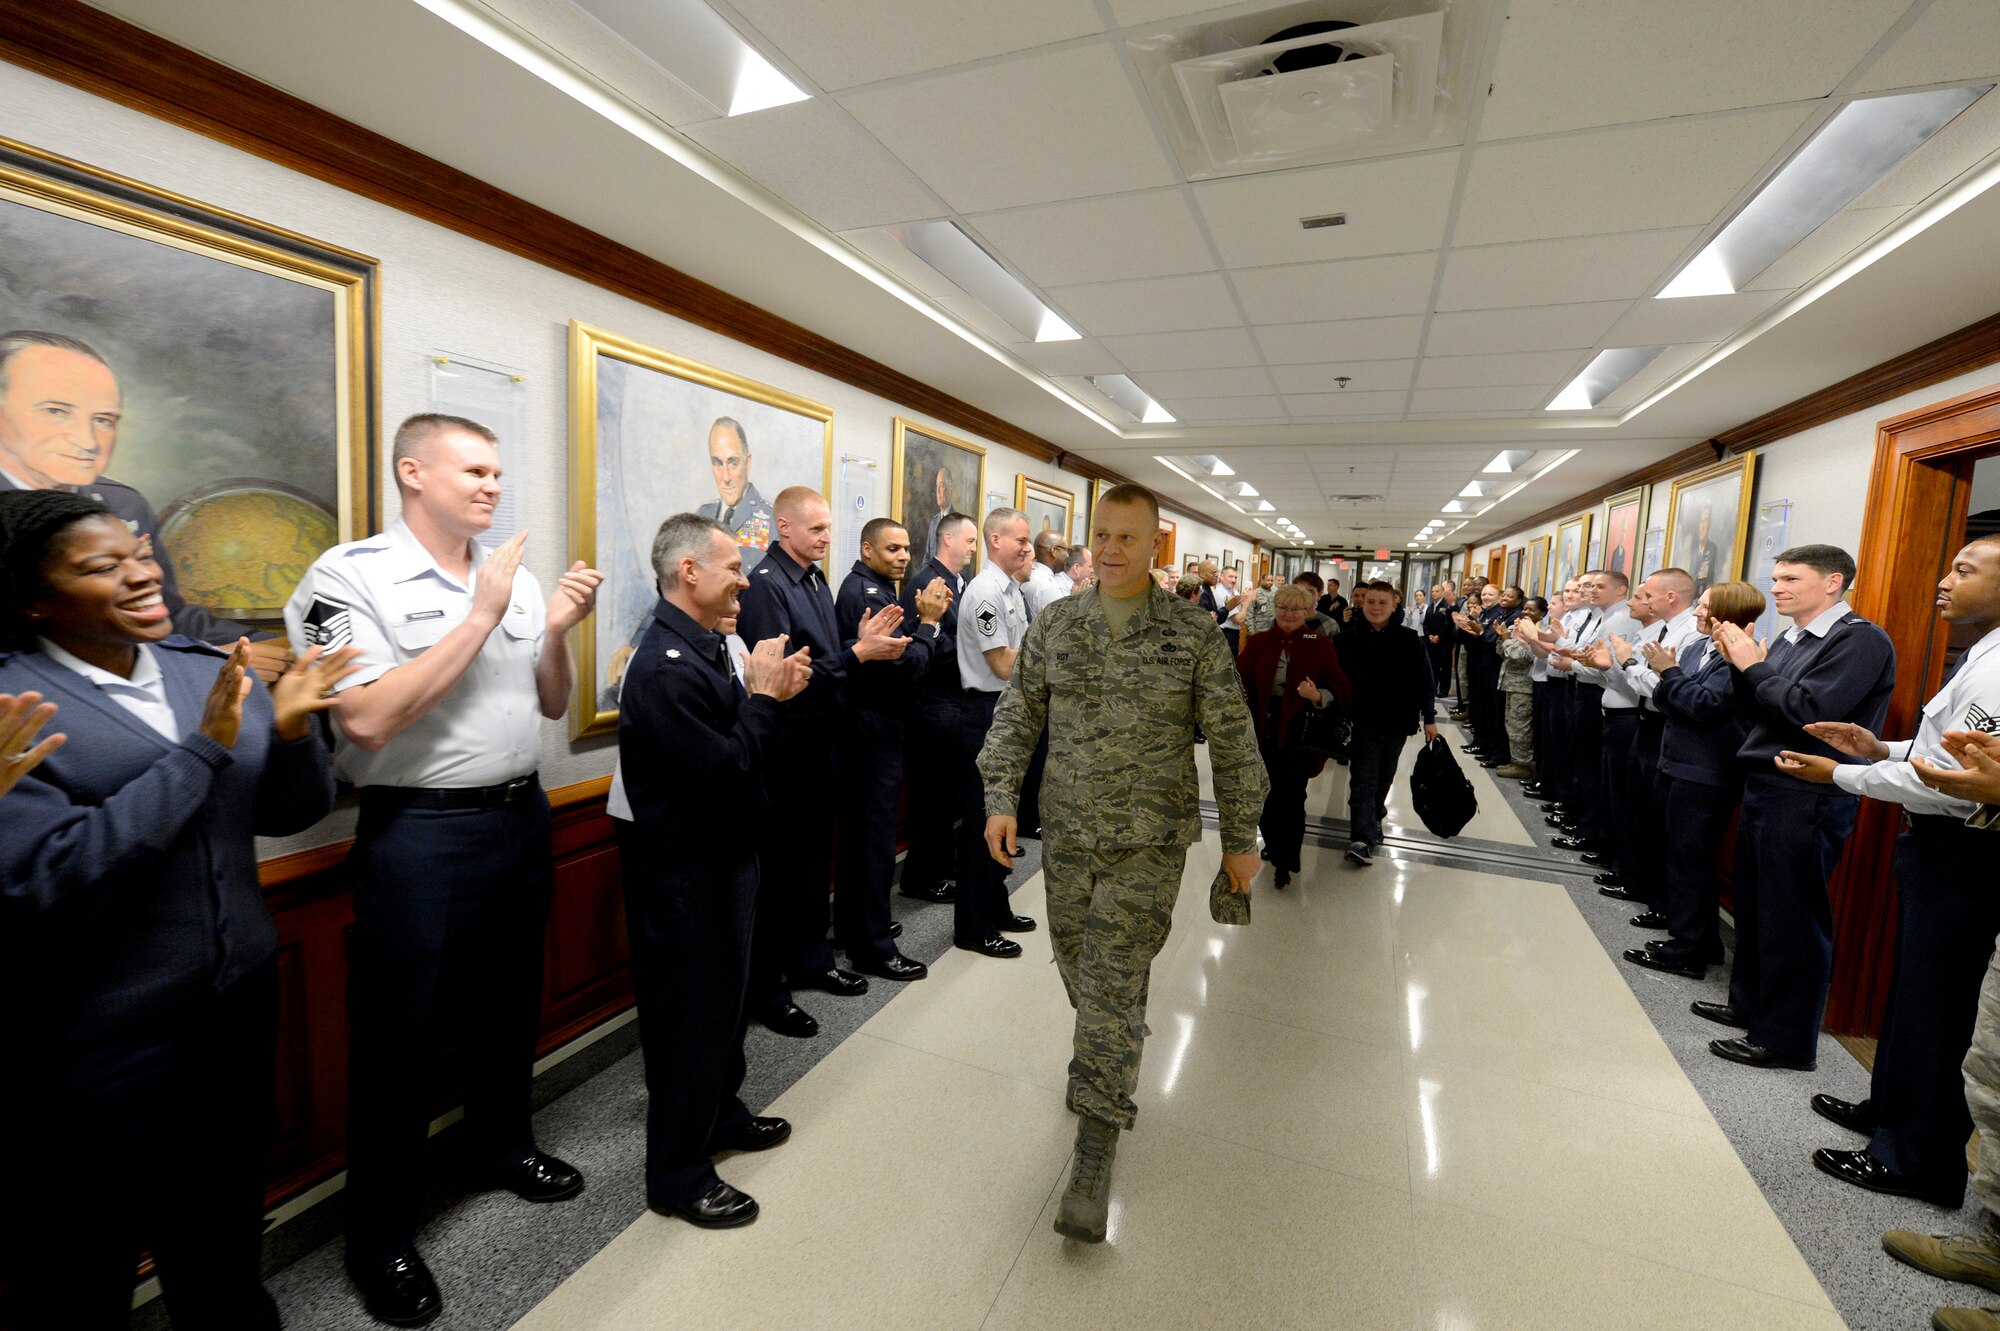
967, 191, 1216, 287
1166, 395, 1289, 422
1283, 391, 1412, 416
1479, 0, 1911, 139
1851, 90, 2000, 209
1435, 230, 1702, 311
1410, 385, 1555, 413
683, 101, 947, 231
1191, 153, 1462, 267
840, 46, 1176, 213
725, 0, 1104, 91
1135, 366, 1276, 397
1012, 339, 1128, 376
1602, 291, 1786, 345
1231, 253, 1440, 324
1272, 361, 1417, 394
1856, 0, 2000, 92
1105, 0, 1235, 24
1422, 303, 1631, 355
1100, 327, 1264, 371
1045, 274, 1240, 337
839, 225, 970, 298
1415, 350, 1590, 389
1740, 206, 1907, 290
1455, 108, 1814, 247
1255, 317, 1427, 364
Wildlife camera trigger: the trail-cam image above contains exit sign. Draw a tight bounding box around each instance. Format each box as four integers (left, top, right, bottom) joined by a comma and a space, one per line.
1375, 548, 1390, 560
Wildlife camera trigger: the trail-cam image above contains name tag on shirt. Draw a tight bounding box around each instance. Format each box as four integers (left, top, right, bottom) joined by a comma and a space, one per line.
405, 609, 447, 621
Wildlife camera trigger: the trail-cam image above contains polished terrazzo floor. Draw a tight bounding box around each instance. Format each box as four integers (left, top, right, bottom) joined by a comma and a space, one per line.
516, 750, 1845, 1331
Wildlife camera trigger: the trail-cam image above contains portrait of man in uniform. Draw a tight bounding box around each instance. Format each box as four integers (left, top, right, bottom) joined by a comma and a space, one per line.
1666, 454, 1758, 599
570, 322, 833, 731
893, 418, 985, 589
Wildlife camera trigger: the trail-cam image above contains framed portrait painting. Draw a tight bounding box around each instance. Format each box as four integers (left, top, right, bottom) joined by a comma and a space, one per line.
1015, 474, 1074, 546
893, 418, 986, 583
1665, 453, 1759, 597
1527, 535, 1551, 598
1554, 512, 1593, 590
1504, 547, 1524, 590
0, 136, 378, 632
1597, 485, 1648, 581
569, 320, 833, 738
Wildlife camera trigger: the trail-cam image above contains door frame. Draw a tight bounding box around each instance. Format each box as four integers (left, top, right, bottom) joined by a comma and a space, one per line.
1825, 379, 2000, 1033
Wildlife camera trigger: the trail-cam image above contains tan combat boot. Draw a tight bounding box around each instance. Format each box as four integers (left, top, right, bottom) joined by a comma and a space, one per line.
1886, 1226, 2000, 1294
1932, 1307, 2000, 1330
1054, 1117, 1118, 1243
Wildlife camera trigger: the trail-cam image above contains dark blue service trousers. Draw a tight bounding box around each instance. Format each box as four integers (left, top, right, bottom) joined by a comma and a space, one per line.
1567, 683, 1606, 842
1657, 775, 1738, 966
953, 691, 1014, 943
752, 715, 840, 1010
836, 707, 907, 964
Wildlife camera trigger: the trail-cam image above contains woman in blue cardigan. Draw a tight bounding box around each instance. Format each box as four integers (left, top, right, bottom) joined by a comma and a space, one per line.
0, 489, 356, 1330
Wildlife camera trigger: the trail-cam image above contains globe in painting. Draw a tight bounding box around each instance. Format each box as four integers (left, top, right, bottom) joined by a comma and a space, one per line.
157, 480, 339, 620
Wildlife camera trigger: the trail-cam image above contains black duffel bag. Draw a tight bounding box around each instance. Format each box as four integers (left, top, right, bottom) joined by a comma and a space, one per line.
1410, 735, 1478, 838
1295, 704, 1352, 762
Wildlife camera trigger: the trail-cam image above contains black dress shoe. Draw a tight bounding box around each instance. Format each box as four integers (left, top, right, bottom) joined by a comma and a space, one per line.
1691, 1000, 1747, 1029
797, 967, 869, 997
759, 1002, 820, 1038
658, 1182, 759, 1228
852, 952, 928, 982
487, 1151, 584, 1202
1810, 1093, 1877, 1137
1592, 871, 1624, 887
350, 1250, 443, 1327
1623, 946, 1705, 978
1811, 1148, 1959, 1205
957, 934, 1023, 959
999, 913, 1038, 933
1478, 758, 1504, 769
1629, 911, 1669, 929
717, 1115, 791, 1153
1538, 801, 1565, 814
1710, 1037, 1815, 1071
1274, 867, 1291, 888
901, 882, 954, 903
1550, 835, 1592, 851
1598, 884, 1640, 902
889, 920, 904, 939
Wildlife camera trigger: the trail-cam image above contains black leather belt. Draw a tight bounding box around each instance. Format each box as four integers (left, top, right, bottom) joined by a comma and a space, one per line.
362, 775, 538, 811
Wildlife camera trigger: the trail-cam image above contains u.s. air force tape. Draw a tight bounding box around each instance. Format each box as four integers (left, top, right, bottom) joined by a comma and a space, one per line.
301, 594, 353, 650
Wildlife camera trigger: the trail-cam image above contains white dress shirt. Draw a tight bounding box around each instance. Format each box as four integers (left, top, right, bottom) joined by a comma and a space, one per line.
1618, 605, 1700, 710
1833, 623, 2000, 817
1024, 562, 1065, 617
957, 565, 1027, 692
1571, 600, 1643, 707
38, 638, 180, 742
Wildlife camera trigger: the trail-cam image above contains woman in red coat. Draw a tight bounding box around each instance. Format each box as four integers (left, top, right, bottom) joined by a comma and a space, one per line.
1236, 583, 1352, 886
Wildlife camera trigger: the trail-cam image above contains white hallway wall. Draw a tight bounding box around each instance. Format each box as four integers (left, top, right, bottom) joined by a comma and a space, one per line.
0, 63, 1249, 855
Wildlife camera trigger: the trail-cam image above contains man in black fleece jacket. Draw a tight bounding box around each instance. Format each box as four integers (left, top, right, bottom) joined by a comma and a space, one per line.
1335, 582, 1439, 864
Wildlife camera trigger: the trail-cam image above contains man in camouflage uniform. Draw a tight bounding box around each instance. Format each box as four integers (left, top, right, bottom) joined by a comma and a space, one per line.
978, 483, 1267, 1245
1241, 572, 1279, 636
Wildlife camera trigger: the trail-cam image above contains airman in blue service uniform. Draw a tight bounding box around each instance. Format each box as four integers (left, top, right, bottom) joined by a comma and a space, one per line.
833, 517, 952, 981
734, 486, 910, 1038
898, 510, 977, 904
609, 512, 812, 1230
283, 414, 602, 1327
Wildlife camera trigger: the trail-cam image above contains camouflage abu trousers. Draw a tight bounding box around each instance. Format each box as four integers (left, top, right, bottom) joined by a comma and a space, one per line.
1044, 840, 1188, 1130
1503, 690, 1534, 765
1965, 943, 2000, 1217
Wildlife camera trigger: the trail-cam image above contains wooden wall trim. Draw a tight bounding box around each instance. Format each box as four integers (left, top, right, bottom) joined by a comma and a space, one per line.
0, 0, 1256, 545
1713, 312, 2000, 455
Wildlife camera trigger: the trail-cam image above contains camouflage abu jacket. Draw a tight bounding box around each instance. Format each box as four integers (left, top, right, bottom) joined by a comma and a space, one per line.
977, 584, 1269, 854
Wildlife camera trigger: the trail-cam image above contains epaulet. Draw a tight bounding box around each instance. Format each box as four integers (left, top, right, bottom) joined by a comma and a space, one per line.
155, 635, 228, 656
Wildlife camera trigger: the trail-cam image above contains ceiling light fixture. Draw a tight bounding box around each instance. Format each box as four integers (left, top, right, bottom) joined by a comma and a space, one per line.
1547, 346, 1668, 412
1458, 482, 1488, 498
891, 220, 1079, 344
1482, 450, 1533, 474
1089, 375, 1175, 424
1442, 501, 1466, 513
568, 0, 809, 117
1256, 500, 1276, 512
1227, 481, 1260, 497
1658, 85, 1991, 298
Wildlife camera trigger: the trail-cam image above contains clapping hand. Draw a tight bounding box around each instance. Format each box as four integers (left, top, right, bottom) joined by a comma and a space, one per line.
1580, 641, 1614, 670
1775, 750, 1840, 784
0, 692, 64, 799
1803, 720, 1890, 761
198, 640, 255, 749
270, 645, 364, 742
547, 560, 605, 634
1911, 730, 2000, 805
853, 604, 911, 661
1640, 639, 1677, 672
744, 634, 812, 700
914, 578, 952, 625
1713, 620, 1767, 669
474, 531, 529, 627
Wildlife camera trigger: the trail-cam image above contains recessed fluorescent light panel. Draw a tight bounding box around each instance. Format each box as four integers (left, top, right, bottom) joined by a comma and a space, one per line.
1547, 346, 1668, 411
890, 220, 1080, 344
1483, 450, 1533, 474
1658, 85, 1991, 298
1090, 375, 1175, 424
573, 0, 809, 116
1442, 500, 1465, 513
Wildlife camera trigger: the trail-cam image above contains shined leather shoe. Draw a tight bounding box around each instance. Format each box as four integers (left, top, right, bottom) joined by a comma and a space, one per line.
797, 967, 869, 997
487, 1151, 584, 1202
1550, 835, 1592, 851
1580, 850, 1614, 868
957, 934, 1023, 959
901, 882, 954, 903
1598, 884, 1640, 903
1691, 1000, 1747, 1029
1592, 871, 1625, 888
759, 1002, 820, 1039
1813, 1147, 1960, 1206
852, 951, 928, 981
350, 1249, 442, 1327
657, 1181, 759, 1229
718, 1115, 791, 1153
1711, 1036, 1815, 1071
1811, 1093, 1876, 1137
1629, 911, 1668, 929
999, 913, 1038, 933
1623, 946, 1704, 978
1547, 815, 1579, 831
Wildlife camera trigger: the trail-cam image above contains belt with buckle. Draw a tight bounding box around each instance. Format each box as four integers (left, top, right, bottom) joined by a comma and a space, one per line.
363, 775, 538, 811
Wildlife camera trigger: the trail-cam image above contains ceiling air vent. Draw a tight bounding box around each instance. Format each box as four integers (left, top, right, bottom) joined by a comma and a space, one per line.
1127, 0, 1498, 179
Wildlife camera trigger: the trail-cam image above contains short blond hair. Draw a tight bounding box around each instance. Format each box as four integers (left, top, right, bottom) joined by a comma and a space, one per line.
1273, 584, 1314, 611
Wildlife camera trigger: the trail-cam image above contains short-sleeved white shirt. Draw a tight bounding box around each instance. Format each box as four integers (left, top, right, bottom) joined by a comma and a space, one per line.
957, 565, 1027, 693
283, 518, 545, 789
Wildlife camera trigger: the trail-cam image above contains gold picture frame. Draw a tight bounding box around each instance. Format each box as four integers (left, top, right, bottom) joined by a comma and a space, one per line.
1597, 484, 1650, 582
1527, 534, 1552, 598
569, 320, 834, 739
1015, 474, 1075, 545
1554, 512, 1594, 590
1664, 453, 1760, 595
891, 417, 987, 584
0, 134, 379, 626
